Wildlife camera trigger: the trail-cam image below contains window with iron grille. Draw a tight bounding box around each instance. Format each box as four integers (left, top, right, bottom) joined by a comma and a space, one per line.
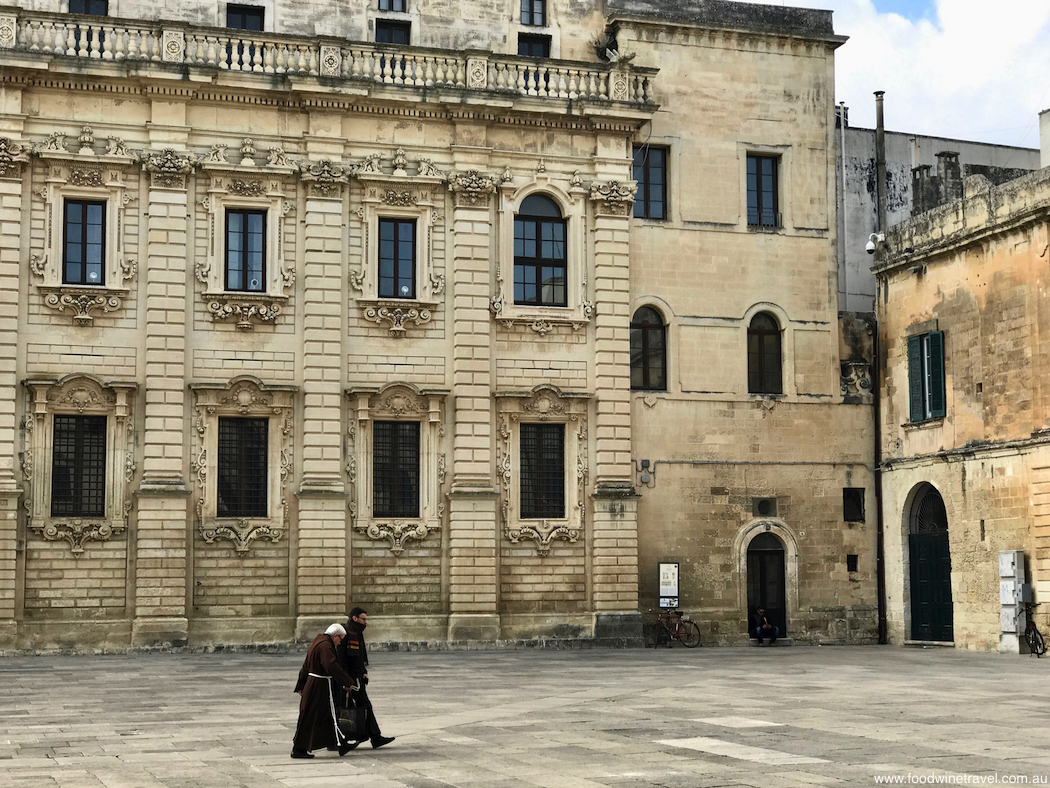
520, 0, 546, 26
227, 4, 264, 30
843, 488, 865, 522
225, 209, 266, 292
633, 145, 667, 220
373, 421, 420, 518
51, 415, 107, 517
217, 417, 268, 518
379, 0, 406, 10
514, 194, 565, 306
69, 0, 107, 15
378, 218, 416, 298
747, 312, 782, 395
746, 154, 779, 228
376, 19, 411, 44
520, 423, 564, 519
630, 306, 666, 391
63, 200, 106, 286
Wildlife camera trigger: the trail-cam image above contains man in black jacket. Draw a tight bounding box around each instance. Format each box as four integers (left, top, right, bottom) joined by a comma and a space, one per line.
336, 606, 395, 749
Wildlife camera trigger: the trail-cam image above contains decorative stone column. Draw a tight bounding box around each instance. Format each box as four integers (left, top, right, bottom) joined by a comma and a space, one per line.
446, 167, 500, 641
0, 137, 28, 649
132, 148, 197, 647
589, 172, 641, 638
295, 160, 350, 639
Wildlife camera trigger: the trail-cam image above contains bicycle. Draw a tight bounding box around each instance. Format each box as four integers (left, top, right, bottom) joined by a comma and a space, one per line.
647, 608, 701, 648
1019, 602, 1046, 657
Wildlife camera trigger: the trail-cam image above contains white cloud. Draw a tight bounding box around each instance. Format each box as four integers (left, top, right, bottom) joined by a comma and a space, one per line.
748, 0, 1050, 148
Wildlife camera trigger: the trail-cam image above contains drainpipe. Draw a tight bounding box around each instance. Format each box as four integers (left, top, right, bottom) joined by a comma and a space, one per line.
840, 101, 848, 310
873, 91, 888, 644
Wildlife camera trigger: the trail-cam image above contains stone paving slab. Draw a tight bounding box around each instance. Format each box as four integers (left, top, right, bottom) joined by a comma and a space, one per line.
0, 646, 1048, 787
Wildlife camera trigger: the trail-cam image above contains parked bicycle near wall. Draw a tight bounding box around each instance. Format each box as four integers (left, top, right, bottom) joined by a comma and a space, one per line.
646, 608, 701, 648
1019, 602, 1046, 657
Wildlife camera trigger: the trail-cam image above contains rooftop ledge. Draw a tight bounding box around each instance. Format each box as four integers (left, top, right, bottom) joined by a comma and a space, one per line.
0, 8, 658, 111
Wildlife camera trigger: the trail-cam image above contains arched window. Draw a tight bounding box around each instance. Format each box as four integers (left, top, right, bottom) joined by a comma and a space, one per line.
748, 312, 782, 394
630, 306, 666, 391
514, 194, 566, 307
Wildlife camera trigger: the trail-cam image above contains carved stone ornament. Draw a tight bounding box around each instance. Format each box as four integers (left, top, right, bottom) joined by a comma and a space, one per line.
448, 169, 497, 205
205, 144, 229, 164
229, 179, 266, 197
382, 189, 416, 206
69, 168, 104, 188
589, 179, 637, 215
0, 136, 30, 177
0, 15, 16, 49
299, 159, 349, 196
208, 296, 283, 330
23, 376, 136, 556
267, 147, 290, 167
141, 148, 197, 189
357, 520, 435, 556
42, 288, 125, 326
191, 377, 295, 554
496, 386, 587, 555
392, 148, 408, 176
36, 132, 67, 153
840, 360, 873, 398
352, 153, 383, 176
417, 158, 442, 178
78, 126, 95, 156
106, 137, 133, 158
363, 303, 434, 336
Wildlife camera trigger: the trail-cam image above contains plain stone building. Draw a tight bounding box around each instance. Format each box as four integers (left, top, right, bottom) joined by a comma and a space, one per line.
0, 0, 876, 651
875, 160, 1050, 651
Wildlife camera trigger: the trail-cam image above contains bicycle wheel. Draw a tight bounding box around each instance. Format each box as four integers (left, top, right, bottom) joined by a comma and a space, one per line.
1026, 625, 1046, 657
679, 620, 701, 648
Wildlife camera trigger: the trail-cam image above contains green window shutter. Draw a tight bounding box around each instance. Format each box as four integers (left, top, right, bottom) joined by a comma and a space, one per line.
929, 330, 946, 418
907, 335, 923, 422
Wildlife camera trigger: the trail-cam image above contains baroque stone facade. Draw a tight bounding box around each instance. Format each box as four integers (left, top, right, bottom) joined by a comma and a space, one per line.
0, 0, 873, 651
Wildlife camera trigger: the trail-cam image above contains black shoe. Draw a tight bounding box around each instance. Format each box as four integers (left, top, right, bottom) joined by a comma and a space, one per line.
291, 748, 314, 759
371, 735, 395, 749
338, 740, 360, 756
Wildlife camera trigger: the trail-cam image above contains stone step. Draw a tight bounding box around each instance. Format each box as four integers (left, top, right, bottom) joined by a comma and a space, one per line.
748, 638, 794, 647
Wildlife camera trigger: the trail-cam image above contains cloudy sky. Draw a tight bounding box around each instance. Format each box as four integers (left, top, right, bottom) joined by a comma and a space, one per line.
749, 0, 1049, 150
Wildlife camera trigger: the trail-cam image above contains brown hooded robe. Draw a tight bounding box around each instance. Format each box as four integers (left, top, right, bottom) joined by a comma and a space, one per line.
292, 633, 357, 751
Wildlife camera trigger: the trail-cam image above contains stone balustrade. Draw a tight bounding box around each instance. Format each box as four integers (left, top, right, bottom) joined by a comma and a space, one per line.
0, 9, 656, 105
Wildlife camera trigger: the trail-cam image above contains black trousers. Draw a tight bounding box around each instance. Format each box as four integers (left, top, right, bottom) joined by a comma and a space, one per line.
350, 685, 383, 740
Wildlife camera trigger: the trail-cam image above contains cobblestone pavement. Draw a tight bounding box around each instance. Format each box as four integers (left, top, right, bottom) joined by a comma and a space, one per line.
1, 644, 1047, 787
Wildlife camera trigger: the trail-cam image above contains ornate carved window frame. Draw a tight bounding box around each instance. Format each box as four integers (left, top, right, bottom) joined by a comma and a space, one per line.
190, 377, 296, 553
351, 152, 446, 336
346, 383, 446, 554
495, 385, 588, 555
22, 374, 137, 555
31, 143, 137, 325
196, 163, 296, 330
492, 174, 593, 333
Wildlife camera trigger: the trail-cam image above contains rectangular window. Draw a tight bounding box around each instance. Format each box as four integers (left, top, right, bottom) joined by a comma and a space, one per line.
746, 154, 779, 228
907, 331, 946, 422
520, 0, 546, 26
514, 215, 566, 306
378, 0, 406, 10
217, 417, 268, 518
520, 423, 564, 519
51, 415, 107, 518
226, 4, 265, 30
63, 200, 106, 286
843, 488, 865, 522
225, 209, 266, 292
633, 145, 667, 220
376, 20, 411, 45
373, 421, 420, 518
517, 33, 550, 58
846, 554, 859, 573
378, 218, 416, 299
69, 0, 107, 14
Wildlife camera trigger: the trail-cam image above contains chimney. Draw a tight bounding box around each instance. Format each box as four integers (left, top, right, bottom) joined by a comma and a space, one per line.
936, 151, 961, 205
911, 164, 935, 216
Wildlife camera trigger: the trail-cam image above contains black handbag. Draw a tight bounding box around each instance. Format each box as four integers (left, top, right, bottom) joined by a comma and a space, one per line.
336, 689, 368, 740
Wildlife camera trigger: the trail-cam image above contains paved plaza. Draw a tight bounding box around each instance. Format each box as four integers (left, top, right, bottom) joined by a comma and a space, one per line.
1, 643, 1047, 787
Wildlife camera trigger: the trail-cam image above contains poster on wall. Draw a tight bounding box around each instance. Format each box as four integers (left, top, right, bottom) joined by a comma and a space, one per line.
658, 561, 679, 609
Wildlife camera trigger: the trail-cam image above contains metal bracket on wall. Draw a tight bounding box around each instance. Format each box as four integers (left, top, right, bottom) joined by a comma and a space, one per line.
633, 458, 657, 489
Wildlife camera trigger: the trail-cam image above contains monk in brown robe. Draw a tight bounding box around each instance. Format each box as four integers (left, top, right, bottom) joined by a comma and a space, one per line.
291, 623, 359, 758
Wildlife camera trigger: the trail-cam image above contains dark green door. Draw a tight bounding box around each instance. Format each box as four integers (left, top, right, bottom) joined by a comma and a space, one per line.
909, 484, 953, 642
747, 532, 787, 635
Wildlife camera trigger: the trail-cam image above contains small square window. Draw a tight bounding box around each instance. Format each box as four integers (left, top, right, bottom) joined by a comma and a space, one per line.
633, 145, 667, 220
843, 488, 865, 522
69, 0, 107, 15
379, 0, 407, 10
227, 4, 265, 31
517, 33, 550, 58
51, 414, 107, 518
846, 554, 859, 573
376, 20, 411, 45
217, 417, 268, 518
746, 154, 780, 228
63, 200, 106, 286
520, 423, 564, 519
520, 0, 546, 26
225, 209, 266, 292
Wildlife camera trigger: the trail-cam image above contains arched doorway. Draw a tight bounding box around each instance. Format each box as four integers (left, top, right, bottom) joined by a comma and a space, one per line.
909, 483, 953, 641
747, 532, 787, 636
